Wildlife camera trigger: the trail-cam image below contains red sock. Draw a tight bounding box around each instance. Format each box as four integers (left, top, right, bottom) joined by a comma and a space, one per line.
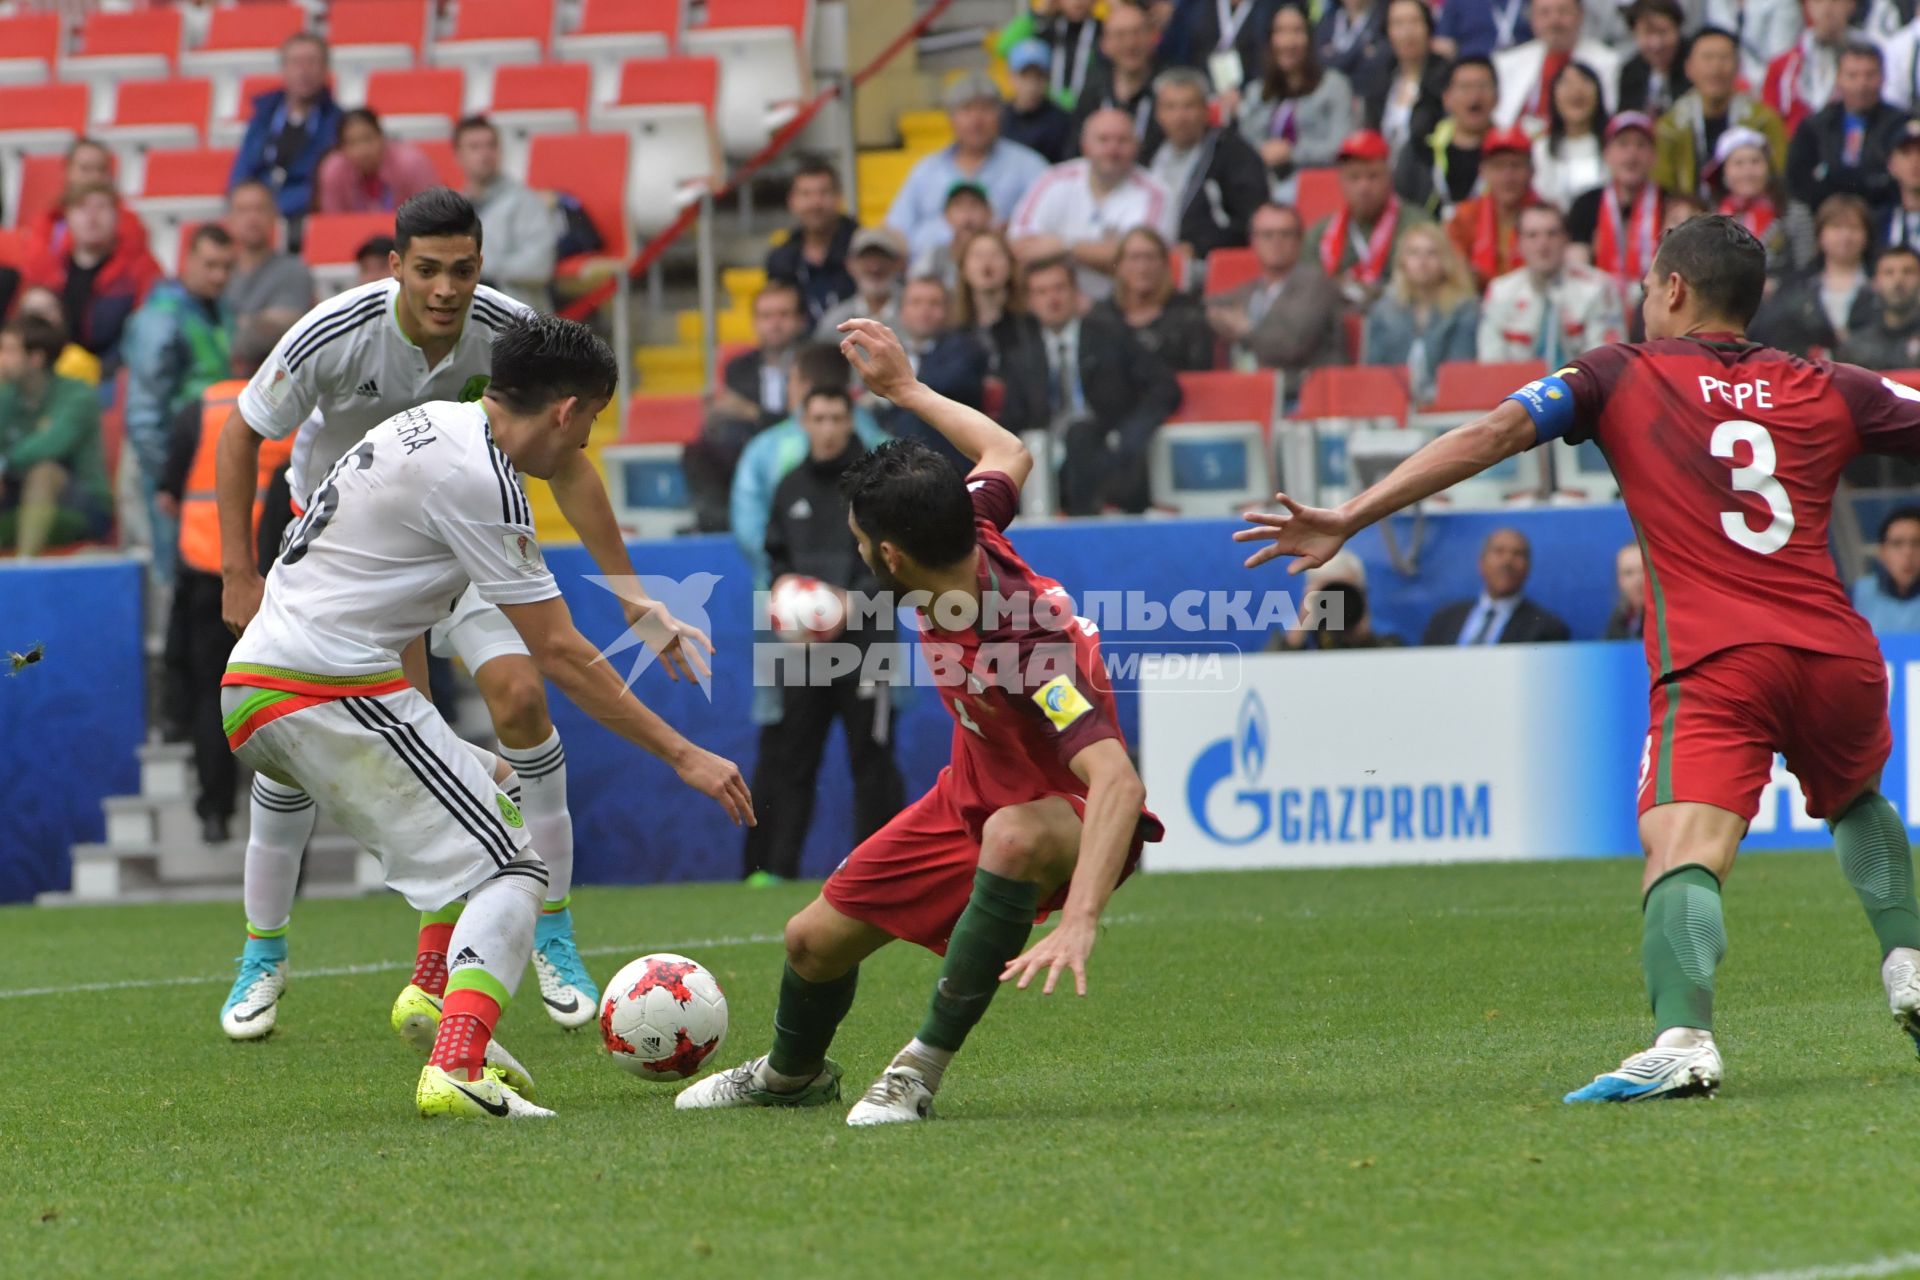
413, 922, 455, 996
428, 989, 501, 1081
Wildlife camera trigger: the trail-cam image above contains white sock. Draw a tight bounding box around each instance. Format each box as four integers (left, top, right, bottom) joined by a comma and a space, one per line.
897, 1037, 955, 1091
497, 729, 573, 905
1653, 1027, 1714, 1050
244, 776, 314, 934
445, 861, 546, 1002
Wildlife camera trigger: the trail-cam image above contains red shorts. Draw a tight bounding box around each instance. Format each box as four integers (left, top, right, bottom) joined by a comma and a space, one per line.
1640, 643, 1890, 822
822, 767, 1152, 955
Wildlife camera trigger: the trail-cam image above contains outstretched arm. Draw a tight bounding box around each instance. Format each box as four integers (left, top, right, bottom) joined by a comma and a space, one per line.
837, 317, 1033, 489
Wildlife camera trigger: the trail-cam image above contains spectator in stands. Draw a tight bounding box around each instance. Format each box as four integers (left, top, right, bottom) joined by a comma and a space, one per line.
1492, 0, 1621, 133
909, 183, 994, 288
1148, 67, 1270, 260
886, 73, 1050, 258
1423, 528, 1572, 644
1267, 551, 1404, 650
317, 109, 438, 215
21, 184, 162, 376
1568, 113, 1664, 283
1786, 42, 1904, 215
1616, 0, 1690, 117
746, 383, 905, 885
1449, 126, 1540, 287
1318, 0, 1393, 99
1001, 254, 1181, 513
229, 32, 342, 230
1478, 204, 1626, 362
1207, 202, 1346, 380
1173, 0, 1283, 97
223, 180, 314, 324
1751, 193, 1875, 354
879, 275, 989, 470
1433, 0, 1530, 61
1395, 57, 1500, 218
1886, 122, 1920, 252
14, 288, 102, 387
23, 138, 150, 264
1071, 0, 1164, 156
1363, 222, 1481, 403
1661, 191, 1708, 233
1364, 0, 1449, 158
767, 157, 858, 326
452, 116, 556, 311
815, 228, 908, 336
1655, 28, 1790, 199
953, 229, 1029, 372
1704, 0, 1803, 89
1711, 129, 1792, 269
1235, 7, 1361, 198
0, 315, 110, 557
122, 225, 236, 586
1603, 542, 1645, 640
997, 0, 1103, 109
354, 235, 395, 286
1837, 244, 1920, 367
1003, 40, 1075, 163
1097, 226, 1214, 370
1853, 507, 1920, 633
683, 280, 811, 531
1762, 0, 1852, 135
1309, 129, 1432, 306
1531, 62, 1608, 211
1011, 108, 1178, 300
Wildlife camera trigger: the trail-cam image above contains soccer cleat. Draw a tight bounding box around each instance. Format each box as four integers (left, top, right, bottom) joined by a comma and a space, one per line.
220, 940, 287, 1041
846, 1065, 936, 1126
416, 1064, 554, 1119
1884, 947, 1920, 1057
531, 909, 599, 1029
673, 1055, 843, 1110
389, 983, 538, 1100
1563, 1033, 1724, 1103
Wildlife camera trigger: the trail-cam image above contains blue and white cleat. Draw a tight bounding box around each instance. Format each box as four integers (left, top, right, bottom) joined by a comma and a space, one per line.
532, 907, 599, 1029
1564, 1030, 1723, 1103
220, 938, 288, 1041
1885, 948, 1920, 1058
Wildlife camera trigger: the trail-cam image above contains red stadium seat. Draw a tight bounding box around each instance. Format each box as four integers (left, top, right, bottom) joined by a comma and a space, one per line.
436, 0, 557, 111
142, 148, 238, 199
1295, 168, 1342, 230
12, 155, 68, 230
365, 67, 466, 141
301, 210, 395, 301
328, 0, 430, 101
1294, 366, 1411, 422
0, 83, 92, 150
611, 55, 720, 110
183, 5, 305, 104
66, 9, 184, 122
596, 58, 719, 235
1425, 360, 1548, 415
1151, 370, 1281, 513
1204, 246, 1259, 296
1169, 370, 1280, 428
1881, 368, 1920, 393
681, 0, 810, 157
621, 394, 705, 444
526, 132, 632, 268
414, 138, 465, 189
557, 0, 679, 102
101, 78, 213, 155
0, 13, 62, 86
489, 61, 593, 137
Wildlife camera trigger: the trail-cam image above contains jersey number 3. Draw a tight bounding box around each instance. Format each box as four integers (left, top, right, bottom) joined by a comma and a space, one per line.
1710, 420, 1794, 555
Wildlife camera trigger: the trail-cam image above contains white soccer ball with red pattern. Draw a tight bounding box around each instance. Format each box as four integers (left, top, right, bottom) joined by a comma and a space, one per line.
599, 953, 729, 1080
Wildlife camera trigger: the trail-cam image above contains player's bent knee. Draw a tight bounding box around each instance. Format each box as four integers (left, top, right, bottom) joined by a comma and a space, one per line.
784, 902, 864, 982
479, 665, 552, 745
978, 808, 1052, 883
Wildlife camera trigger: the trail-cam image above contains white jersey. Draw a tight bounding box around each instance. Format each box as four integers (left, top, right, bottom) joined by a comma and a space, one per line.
236, 277, 534, 499
232, 400, 559, 680
1007, 160, 1176, 300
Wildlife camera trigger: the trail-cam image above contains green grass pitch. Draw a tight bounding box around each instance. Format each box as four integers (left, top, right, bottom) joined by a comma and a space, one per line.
5, 853, 1919, 1279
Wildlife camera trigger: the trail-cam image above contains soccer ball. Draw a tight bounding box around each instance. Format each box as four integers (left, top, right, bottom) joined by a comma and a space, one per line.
599, 953, 729, 1080
768, 573, 847, 641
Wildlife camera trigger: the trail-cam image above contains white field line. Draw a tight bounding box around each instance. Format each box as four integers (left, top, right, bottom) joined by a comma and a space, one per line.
1718, 1254, 1920, 1280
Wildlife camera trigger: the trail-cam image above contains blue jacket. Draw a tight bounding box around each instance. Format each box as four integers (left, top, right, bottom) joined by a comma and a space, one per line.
121, 281, 231, 477
1362, 296, 1480, 403
1853, 569, 1920, 635
230, 89, 342, 220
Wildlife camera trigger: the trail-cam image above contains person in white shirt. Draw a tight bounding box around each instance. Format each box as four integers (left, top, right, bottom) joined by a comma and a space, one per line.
1492, 0, 1622, 132
223, 315, 753, 1119
1009, 108, 1179, 300
1530, 61, 1608, 209
213, 190, 710, 1044
1477, 203, 1626, 362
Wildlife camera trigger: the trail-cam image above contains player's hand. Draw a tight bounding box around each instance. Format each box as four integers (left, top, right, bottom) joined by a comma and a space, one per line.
676, 745, 755, 827
1233, 493, 1352, 572
837, 318, 919, 402
221, 569, 266, 636
1001, 916, 1096, 996
623, 596, 713, 683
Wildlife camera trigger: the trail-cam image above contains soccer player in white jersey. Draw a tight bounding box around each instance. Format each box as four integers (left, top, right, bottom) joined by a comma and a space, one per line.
222, 316, 753, 1117
213, 189, 707, 1040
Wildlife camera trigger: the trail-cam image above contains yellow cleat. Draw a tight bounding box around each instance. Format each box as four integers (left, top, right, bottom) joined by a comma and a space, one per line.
417, 1065, 554, 1119
389, 983, 538, 1100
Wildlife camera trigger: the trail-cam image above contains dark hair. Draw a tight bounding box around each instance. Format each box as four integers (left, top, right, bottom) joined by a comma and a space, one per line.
355, 234, 396, 263
452, 114, 497, 145
1546, 62, 1605, 154
1386, 0, 1435, 39
803, 385, 853, 413
793, 341, 851, 395
1261, 5, 1325, 100
1877, 244, 1920, 272
1650, 213, 1767, 324
394, 187, 482, 254
487, 316, 618, 414
789, 155, 841, 192
340, 107, 383, 137
1625, 0, 1683, 26
755, 279, 804, 310
1024, 251, 1077, 288
839, 440, 978, 568
1688, 25, 1739, 56
1447, 55, 1498, 92
1879, 506, 1920, 540
4, 314, 65, 368
1518, 203, 1567, 233
188, 223, 234, 253
228, 178, 275, 206
281, 30, 328, 61
1841, 37, 1885, 71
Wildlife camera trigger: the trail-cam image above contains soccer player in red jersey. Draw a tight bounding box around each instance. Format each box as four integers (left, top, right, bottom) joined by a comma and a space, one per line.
1235, 215, 1920, 1101
676, 318, 1162, 1125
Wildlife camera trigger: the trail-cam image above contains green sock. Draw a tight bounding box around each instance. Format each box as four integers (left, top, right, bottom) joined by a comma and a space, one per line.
766, 963, 858, 1078
1830, 791, 1920, 956
917, 869, 1040, 1054
1642, 864, 1726, 1035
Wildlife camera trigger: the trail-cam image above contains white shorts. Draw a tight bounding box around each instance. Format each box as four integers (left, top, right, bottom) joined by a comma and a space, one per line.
222, 684, 542, 910
428, 583, 530, 673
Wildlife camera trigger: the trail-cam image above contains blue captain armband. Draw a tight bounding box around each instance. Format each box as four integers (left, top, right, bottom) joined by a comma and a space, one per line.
1504, 373, 1578, 443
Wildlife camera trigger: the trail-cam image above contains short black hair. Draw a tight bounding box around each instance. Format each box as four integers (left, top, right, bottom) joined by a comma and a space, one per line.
487, 316, 618, 414
1624, 0, 1682, 26
355, 234, 396, 263
1689, 25, 1739, 54
452, 114, 497, 145
1881, 506, 1920, 540
1841, 38, 1885, 71
1024, 252, 1077, 288
189, 223, 234, 254
1878, 244, 1920, 272
1650, 213, 1767, 325
1518, 203, 1567, 233
4, 314, 65, 368
340, 106, 382, 136
839, 439, 978, 569
755, 278, 804, 310
395, 187, 483, 254
793, 341, 851, 392
802, 385, 852, 413
789, 155, 841, 191
1448, 55, 1498, 90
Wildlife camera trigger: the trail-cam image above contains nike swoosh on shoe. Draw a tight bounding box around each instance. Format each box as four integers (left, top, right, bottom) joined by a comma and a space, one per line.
450, 1080, 510, 1117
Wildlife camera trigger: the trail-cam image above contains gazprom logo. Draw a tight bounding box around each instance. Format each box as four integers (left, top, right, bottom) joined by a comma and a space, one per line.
1186, 692, 1273, 845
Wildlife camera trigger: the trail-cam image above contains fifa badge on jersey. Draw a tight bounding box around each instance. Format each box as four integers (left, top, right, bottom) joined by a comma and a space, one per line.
502, 533, 545, 575
1033, 674, 1092, 730
496, 793, 524, 829
459, 375, 491, 402
261, 364, 291, 407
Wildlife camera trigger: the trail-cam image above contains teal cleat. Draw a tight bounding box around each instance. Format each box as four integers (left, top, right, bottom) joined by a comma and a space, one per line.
220, 936, 288, 1041
1564, 1035, 1723, 1103
532, 907, 599, 1029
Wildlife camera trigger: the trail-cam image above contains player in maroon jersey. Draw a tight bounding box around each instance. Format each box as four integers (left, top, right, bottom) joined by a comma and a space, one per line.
1235, 215, 1920, 1102
677, 318, 1162, 1125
